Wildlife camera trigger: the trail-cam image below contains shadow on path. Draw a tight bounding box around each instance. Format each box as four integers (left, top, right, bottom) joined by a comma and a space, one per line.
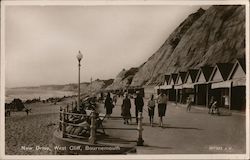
129, 123, 202, 131
187, 111, 209, 114
101, 137, 137, 144
162, 126, 202, 130
143, 144, 172, 150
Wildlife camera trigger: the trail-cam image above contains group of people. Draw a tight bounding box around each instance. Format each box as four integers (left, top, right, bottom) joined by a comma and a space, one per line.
104, 91, 168, 127
186, 95, 220, 115
104, 91, 223, 129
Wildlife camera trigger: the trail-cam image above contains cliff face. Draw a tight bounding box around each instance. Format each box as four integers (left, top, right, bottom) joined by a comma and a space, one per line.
129, 5, 245, 86
84, 79, 114, 93
106, 67, 139, 90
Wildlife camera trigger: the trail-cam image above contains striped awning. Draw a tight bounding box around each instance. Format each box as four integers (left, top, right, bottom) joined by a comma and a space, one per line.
211, 81, 231, 89
182, 83, 194, 89
232, 78, 245, 87
155, 84, 173, 90
193, 81, 208, 85
163, 85, 173, 89
174, 85, 183, 89
159, 84, 168, 89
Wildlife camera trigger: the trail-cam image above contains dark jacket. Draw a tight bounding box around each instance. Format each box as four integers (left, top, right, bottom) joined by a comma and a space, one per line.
135, 95, 144, 110
104, 96, 113, 115
104, 97, 113, 109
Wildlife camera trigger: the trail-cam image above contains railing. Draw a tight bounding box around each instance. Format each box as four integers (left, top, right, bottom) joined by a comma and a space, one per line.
59, 105, 144, 146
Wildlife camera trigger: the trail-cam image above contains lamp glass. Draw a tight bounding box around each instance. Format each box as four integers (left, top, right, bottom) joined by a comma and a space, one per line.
77, 51, 83, 61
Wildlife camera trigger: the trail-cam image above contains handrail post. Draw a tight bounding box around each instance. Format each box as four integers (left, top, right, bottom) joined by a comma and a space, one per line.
89, 111, 96, 144
75, 101, 77, 110
137, 112, 144, 146
62, 108, 66, 138
59, 106, 62, 131
66, 104, 69, 120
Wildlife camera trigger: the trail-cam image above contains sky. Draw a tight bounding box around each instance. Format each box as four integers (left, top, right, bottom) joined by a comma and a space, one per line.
5, 5, 209, 88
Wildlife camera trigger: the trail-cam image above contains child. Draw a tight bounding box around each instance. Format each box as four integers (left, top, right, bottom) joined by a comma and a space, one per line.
186, 96, 192, 112
147, 94, 155, 127
208, 96, 214, 114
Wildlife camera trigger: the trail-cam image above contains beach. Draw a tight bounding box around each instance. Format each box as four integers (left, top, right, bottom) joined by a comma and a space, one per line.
5, 97, 75, 155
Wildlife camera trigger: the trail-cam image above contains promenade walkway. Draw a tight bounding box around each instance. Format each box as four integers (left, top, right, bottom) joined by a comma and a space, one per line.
99, 97, 246, 154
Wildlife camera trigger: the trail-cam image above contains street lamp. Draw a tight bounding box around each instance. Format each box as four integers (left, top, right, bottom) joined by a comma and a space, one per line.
76, 50, 83, 111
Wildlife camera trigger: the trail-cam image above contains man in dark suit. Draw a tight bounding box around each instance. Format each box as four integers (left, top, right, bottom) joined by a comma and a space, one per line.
134, 91, 144, 124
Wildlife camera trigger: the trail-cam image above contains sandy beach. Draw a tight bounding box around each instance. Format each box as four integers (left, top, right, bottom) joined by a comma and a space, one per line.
5, 97, 75, 155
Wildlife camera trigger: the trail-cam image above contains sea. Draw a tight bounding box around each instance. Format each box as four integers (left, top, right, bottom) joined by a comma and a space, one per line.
5, 88, 76, 103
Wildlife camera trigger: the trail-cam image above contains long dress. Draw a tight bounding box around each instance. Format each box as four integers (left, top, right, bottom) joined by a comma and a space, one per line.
121, 98, 131, 119
105, 97, 113, 115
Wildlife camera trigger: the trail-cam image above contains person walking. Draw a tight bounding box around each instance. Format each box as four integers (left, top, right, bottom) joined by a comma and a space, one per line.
208, 96, 214, 114
186, 96, 192, 112
134, 91, 144, 124
121, 93, 132, 124
104, 92, 113, 118
147, 94, 155, 127
25, 107, 31, 116
210, 100, 219, 115
157, 91, 168, 127
113, 94, 117, 106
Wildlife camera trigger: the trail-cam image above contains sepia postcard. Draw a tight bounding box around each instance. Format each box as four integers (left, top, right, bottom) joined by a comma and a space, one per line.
0, 0, 249, 159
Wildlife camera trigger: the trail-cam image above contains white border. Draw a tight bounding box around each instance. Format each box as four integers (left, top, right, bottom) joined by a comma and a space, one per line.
0, 0, 249, 6
0, 2, 6, 160
245, 1, 249, 159
0, 0, 249, 160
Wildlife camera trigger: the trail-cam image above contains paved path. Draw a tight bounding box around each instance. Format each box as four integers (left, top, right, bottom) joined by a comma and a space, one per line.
99, 97, 246, 154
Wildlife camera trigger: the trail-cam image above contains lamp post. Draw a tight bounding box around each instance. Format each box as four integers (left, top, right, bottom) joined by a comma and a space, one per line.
76, 51, 83, 111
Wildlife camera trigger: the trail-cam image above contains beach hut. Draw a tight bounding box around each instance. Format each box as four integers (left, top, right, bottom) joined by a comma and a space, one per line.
194, 66, 214, 106
131, 86, 145, 97
164, 73, 178, 101
174, 72, 187, 103
154, 81, 165, 95
227, 58, 246, 110
159, 75, 170, 89
209, 63, 234, 109
157, 75, 170, 95
182, 69, 199, 103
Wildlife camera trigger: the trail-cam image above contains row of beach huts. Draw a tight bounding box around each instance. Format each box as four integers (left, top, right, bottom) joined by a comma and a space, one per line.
109, 58, 246, 111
